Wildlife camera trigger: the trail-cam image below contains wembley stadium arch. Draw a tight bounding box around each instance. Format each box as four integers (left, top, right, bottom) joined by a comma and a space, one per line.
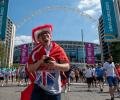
16, 6, 97, 30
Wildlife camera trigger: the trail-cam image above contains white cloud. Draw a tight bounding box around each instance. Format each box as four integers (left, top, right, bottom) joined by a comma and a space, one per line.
91, 25, 98, 31
78, 0, 101, 9
14, 35, 32, 46
78, 0, 101, 18
84, 9, 96, 16
92, 39, 100, 44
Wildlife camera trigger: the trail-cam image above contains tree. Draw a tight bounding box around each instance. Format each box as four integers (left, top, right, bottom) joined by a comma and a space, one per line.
110, 42, 120, 63
0, 40, 6, 67
13, 63, 19, 69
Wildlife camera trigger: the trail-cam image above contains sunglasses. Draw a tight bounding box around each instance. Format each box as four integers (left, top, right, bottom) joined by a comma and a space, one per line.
38, 31, 50, 38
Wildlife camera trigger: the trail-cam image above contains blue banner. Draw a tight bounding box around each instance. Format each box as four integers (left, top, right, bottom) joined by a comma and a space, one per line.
100, 0, 118, 40
0, 0, 9, 41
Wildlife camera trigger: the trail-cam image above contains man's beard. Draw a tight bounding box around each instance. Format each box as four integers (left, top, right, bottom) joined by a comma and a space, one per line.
44, 39, 49, 43
109, 61, 112, 64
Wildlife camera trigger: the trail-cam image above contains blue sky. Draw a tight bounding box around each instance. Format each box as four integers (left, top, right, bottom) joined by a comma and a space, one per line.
7, 0, 102, 45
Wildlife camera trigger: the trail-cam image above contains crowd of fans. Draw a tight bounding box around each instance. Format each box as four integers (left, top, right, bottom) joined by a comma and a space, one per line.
0, 66, 29, 86
0, 63, 120, 93
0, 62, 120, 100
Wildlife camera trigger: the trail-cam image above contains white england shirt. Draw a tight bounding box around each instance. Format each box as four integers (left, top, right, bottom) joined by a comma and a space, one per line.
85, 68, 93, 78
103, 62, 116, 77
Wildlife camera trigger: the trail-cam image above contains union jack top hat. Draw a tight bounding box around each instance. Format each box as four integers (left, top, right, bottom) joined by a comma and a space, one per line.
32, 24, 53, 43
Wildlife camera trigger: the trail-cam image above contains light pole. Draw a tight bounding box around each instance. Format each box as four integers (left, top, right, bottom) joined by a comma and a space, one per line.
81, 29, 86, 67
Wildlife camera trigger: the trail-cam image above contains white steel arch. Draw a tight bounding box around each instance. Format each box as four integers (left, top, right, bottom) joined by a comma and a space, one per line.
16, 6, 97, 30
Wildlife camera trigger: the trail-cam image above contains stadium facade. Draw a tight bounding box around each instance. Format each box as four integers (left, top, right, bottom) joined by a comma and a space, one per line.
13, 41, 101, 67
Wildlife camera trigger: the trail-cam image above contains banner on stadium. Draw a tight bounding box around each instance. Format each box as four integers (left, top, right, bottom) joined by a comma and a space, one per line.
85, 43, 95, 64
20, 44, 29, 65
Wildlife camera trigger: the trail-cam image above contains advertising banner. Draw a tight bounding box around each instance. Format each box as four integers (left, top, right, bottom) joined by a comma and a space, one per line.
85, 43, 95, 64
20, 44, 29, 64
100, 0, 118, 40
0, 0, 9, 40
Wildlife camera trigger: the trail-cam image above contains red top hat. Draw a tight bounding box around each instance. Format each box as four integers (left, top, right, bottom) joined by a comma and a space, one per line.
32, 24, 53, 43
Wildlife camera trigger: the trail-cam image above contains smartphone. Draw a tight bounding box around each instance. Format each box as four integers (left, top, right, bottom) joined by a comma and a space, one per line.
44, 57, 52, 63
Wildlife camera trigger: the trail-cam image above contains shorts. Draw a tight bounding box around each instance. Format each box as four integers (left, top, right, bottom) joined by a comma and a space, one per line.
0, 77, 4, 80
107, 76, 118, 87
86, 77, 92, 84
31, 84, 61, 100
97, 77, 104, 82
92, 76, 96, 82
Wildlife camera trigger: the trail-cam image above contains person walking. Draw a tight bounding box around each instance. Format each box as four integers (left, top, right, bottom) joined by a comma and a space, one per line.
95, 63, 104, 92
91, 65, 97, 87
28, 24, 70, 100
115, 63, 120, 92
74, 69, 79, 83
84, 65, 93, 91
103, 55, 120, 100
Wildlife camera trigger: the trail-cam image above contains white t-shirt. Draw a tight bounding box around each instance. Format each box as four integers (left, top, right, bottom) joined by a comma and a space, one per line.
92, 68, 96, 77
85, 68, 93, 78
103, 62, 116, 77
70, 71, 75, 77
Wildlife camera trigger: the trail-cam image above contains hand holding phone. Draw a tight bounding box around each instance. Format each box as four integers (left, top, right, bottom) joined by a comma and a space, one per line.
44, 57, 52, 63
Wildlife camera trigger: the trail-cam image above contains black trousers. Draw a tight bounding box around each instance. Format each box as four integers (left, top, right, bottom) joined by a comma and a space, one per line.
31, 84, 61, 100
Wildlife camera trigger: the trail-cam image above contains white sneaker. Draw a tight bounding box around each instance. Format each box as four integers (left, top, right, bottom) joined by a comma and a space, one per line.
20, 83, 24, 86
65, 89, 67, 93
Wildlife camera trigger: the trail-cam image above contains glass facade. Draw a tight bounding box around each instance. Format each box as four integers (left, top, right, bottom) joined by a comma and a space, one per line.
114, 0, 120, 39
99, 0, 120, 62
0, 0, 9, 40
